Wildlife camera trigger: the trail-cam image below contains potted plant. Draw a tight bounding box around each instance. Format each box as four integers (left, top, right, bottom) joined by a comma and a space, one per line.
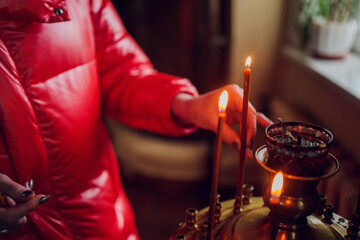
299, 0, 358, 59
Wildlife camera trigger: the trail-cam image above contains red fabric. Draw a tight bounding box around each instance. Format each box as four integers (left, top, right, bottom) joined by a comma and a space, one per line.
0, 0, 198, 239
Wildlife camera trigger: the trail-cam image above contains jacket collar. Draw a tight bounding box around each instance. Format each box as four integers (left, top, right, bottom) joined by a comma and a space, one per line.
0, 0, 70, 23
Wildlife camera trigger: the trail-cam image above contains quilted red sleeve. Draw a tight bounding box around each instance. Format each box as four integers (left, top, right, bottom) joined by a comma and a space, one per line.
90, 0, 199, 136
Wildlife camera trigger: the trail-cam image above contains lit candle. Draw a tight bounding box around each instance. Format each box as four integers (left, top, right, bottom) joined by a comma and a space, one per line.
235, 57, 252, 212
207, 90, 228, 240
270, 172, 284, 204
218, 90, 228, 116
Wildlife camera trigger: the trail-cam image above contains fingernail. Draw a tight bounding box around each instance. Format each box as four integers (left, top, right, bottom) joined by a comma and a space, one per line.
39, 195, 51, 205
21, 190, 34, 197
28, 179, 33, 190
232, 141, 240, 151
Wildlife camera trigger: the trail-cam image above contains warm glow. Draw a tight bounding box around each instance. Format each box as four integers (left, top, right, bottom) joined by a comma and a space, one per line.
218, 90, 229, 113
271, 172, 283, 199
245, 56, 251, 68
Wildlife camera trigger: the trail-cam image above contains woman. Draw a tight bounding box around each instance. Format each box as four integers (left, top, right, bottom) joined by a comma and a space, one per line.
0, 0, 271, 239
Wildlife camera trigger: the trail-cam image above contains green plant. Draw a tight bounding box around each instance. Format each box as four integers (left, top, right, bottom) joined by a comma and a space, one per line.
318, 0, 355, 22
297, 0, 357, 47
299, 0, 356, 23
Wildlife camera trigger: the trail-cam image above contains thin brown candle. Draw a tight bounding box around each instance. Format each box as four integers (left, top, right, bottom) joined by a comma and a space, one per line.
207, 90, 228, 240
234, 56, 251, 213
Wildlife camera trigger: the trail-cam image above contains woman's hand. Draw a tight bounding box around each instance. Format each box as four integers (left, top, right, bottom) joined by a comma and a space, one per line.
0, 174, 50, 236
172, 84, 273, 153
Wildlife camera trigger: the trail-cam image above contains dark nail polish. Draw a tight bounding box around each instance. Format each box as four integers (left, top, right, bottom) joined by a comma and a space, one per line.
21, 190, 34, 197
232, 141, 240, 151
39, 195, 51, 205
28, 179, 33, 190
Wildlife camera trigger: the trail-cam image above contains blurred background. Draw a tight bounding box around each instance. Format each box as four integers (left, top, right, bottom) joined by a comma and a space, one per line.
106, 0, 360, 239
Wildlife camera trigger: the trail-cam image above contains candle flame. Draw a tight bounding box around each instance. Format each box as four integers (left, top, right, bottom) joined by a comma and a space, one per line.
218, 90, 229, 113
245, 56, 251, 68
271, 172, 283, 199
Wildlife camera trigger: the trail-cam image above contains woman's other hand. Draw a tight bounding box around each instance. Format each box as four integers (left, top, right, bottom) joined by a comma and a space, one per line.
0, 174, 50, 236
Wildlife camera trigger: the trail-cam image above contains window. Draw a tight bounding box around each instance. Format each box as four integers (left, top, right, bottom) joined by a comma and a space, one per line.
354, 1, 360, 53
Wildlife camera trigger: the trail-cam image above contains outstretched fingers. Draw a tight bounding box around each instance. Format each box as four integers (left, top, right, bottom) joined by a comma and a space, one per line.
256, 112, 273, 128
221, 123, 252, 158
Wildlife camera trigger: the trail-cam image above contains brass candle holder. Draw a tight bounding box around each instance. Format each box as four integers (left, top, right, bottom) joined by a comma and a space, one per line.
169, 121, 353, 240
260, 121, 338, 232
258, 145, 339, 232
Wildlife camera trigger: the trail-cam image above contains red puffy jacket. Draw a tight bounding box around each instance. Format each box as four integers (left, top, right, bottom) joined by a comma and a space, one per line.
0, 0, 198, 239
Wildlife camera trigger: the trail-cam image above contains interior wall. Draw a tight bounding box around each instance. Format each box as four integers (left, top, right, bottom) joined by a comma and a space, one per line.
113, 0, 231, 94
229, 0, 284, 111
